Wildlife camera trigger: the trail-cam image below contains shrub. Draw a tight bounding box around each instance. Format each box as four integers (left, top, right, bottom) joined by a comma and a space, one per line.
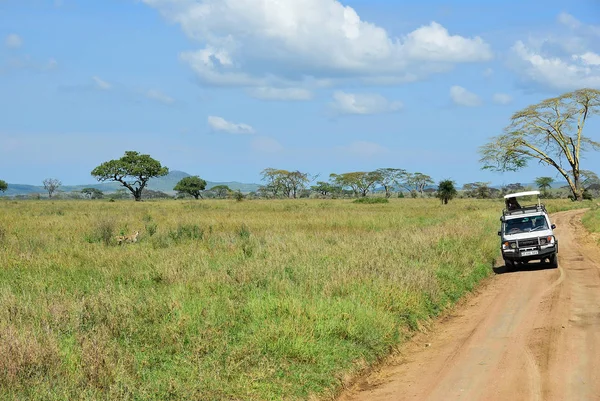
353, 197, 389, 204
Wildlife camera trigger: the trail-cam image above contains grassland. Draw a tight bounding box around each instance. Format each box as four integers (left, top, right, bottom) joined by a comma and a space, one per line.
0, 198, 584, 400
582, 203, 600, 243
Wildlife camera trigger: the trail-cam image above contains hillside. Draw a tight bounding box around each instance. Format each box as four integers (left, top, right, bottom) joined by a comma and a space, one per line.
3, 171, 261, 197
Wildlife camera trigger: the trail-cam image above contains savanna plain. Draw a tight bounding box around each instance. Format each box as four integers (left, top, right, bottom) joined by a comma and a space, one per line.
0, 198, 593, 400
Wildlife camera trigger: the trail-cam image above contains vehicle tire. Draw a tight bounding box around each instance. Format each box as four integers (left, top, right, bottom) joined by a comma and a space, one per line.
549, 254, 558, 269
504, 259, 514, 270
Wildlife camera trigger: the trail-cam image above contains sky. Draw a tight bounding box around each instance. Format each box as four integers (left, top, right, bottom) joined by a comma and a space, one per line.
1, 0, 599, 187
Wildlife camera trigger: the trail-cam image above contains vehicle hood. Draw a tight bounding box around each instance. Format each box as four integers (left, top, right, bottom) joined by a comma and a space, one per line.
503, 229, 554, 241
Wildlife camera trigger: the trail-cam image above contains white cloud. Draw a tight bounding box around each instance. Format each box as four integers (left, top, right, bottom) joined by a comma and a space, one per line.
483, 67, 494, 77
251, 136, 284, 153
5, 34, 22, 49
248, 87, 312, 101
145, 89, 175, 104
92, 76, 112, 90
572, 52, 600, 66
337, 141, 388, 158
492, 93, 512, 105
330, 91, 403, 115
511, 41, 600, 90
510, 13, 600, 90
144, 0, 492, 87
208, 116, 255, 134
450, 86, 482, 107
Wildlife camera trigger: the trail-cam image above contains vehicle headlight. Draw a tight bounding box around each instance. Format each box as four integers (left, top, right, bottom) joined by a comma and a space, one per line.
510, 242, 517, 249
503, 242, 517, 250
540, 236, 554, 245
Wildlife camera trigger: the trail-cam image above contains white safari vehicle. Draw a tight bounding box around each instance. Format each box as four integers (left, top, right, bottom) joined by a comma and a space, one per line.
498, 191, 558, 269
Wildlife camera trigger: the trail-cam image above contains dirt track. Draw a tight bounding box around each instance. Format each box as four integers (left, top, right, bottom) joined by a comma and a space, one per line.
338, 209, 600, 401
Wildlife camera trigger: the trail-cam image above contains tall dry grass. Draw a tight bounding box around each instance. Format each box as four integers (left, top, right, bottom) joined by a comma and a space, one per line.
0, 197, 581, 400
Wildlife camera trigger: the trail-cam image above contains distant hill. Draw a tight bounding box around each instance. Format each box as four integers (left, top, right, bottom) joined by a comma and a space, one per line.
2, 170, 261, 197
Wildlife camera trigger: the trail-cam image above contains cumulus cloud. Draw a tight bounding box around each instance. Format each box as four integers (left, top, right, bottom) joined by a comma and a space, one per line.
510, 13, 600, 90
143, 0, 492, 88
92, 76, 112, 90
248, 87, 312, 101
337, 141, 389, 158
450, 86, 482, 107
493, 93, 513, 105
145, 89, 175, 104
208, 116, 255, 134
511, 41, 600, 90
330, 91, 403, 115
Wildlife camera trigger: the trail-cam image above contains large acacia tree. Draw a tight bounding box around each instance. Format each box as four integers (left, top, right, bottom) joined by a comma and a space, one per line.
0, 179, 7, 193
260, 168, 310, 199
174, 176, 207, 199
91, 151, 168, 201
479, 88, 600, 201
329, 171, 382, 197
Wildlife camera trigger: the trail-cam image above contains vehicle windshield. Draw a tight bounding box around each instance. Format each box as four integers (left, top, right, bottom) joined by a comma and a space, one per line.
505, 215, 548, 234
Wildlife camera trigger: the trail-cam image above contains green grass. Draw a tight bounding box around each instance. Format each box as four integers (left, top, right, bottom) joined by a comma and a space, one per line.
0, 198, 583, 400
582, 203, 600, 243
352, 197, 389, 204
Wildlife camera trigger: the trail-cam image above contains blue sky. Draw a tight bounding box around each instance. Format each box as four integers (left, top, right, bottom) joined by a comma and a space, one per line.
1, 0, 599, 187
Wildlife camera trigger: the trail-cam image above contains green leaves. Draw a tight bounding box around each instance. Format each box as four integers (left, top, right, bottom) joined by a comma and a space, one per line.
174, 176, 207, 199
91, 151, 169, 201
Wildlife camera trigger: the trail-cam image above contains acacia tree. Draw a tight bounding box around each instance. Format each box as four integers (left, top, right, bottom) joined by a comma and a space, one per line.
43, 178, 61, 198
479, 88, 600, 201
463, 182, 492, 199
174, 176, 207, 199
0, 179, 7, 193
81, 188, 104, 199
329, 171, 381, 197
91, 151, 168, 202
310, 181, 341, 197
260, 168, 310, 198
437, 179, 457, 204
375, 168, 406, 198
397, 172, 434, 197
211, 185, 231, 199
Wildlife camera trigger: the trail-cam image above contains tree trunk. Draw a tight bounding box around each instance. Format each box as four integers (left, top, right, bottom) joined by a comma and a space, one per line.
572, 170, 583, 201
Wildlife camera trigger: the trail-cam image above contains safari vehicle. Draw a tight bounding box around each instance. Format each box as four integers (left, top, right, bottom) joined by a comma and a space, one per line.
498, 191, 558, 269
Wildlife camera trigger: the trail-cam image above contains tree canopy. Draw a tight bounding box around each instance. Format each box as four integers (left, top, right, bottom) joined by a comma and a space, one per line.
0, 179, 7, 193
43, 178, 61, 198
81, 188, 104, 199
174, 176, 207, 199
260, 168, 310, 198
479, 88, 600, 201
91, 151, 168, 201
329, 171, 381, 197
437, 179, 457, 204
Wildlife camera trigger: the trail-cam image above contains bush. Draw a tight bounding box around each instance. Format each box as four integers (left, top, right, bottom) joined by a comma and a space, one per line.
353, 197, 389, 204
85, 220, 116, 246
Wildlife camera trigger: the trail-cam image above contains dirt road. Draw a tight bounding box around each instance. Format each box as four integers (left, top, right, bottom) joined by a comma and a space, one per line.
338, 209, 600, 401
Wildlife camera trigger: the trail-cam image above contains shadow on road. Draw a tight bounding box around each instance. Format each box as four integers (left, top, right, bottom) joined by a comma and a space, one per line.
493, 261, 558, 275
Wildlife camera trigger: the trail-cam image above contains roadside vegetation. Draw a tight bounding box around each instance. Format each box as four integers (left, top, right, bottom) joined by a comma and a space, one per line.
0, 197, 584, 400
582, 203, 600, 243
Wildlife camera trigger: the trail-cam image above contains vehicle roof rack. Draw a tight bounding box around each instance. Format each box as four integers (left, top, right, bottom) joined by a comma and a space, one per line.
502, 203, 547, 217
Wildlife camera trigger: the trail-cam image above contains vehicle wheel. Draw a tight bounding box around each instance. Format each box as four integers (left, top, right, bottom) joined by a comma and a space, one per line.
504, 259, 514, 270
548, 254, 558, 268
